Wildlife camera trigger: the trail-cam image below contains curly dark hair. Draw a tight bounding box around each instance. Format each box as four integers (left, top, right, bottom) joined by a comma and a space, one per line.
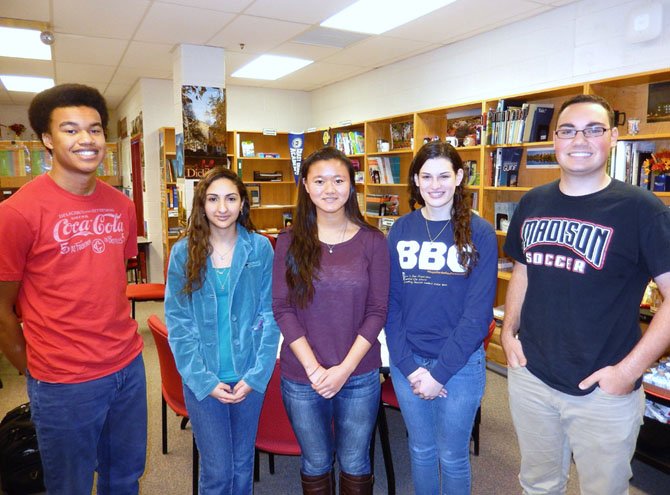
28, 84, 109, 144
408, 140, 478, 275
285, 147, 372, 307
182, 166, 256, 295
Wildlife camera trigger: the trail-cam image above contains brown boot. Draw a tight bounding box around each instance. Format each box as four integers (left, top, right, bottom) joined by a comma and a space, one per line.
339, 472, 373, 495
301, 470, 335, 495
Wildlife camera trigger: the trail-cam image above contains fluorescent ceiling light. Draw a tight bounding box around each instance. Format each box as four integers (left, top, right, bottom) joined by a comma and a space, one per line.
231, 55, 313, 80
321, 0, 457, 35
1, 75, 55, 93
0, 26, 52, 60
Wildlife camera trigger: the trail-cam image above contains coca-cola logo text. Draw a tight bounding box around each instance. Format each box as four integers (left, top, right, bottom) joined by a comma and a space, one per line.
53, 213, 124, 243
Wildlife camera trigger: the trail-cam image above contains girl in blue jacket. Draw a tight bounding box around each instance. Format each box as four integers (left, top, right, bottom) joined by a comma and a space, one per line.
165, 166, 279, 494
385, 141, 497, 494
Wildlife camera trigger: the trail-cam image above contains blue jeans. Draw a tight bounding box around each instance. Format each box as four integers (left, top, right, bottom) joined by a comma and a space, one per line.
390, 347, 485, 495
26, 354, 147, 495
183, 383, 264, 495
280, 369, 380, 476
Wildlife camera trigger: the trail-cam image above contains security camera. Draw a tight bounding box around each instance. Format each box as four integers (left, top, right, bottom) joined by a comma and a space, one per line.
40, 31, 55, 45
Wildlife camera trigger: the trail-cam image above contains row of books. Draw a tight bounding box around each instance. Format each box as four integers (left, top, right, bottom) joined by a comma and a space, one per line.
365, 193, 399, 217
368, 156, 401, 184
608, 140, 669, 189
0, 147, 51, 176
166, 185, 180, 209
485, 101, 554, 146
333, 131, 365, 155
491, 147, 523, 187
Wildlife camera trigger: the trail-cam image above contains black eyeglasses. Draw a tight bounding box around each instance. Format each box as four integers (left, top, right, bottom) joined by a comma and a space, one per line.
554, 126, 610, 139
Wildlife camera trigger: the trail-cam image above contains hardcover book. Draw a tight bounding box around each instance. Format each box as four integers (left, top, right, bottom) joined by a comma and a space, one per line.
495, 147, 523, 187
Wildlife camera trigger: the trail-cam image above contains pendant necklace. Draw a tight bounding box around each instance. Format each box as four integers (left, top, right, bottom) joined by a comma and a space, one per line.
214, 267, 231, 292
324, 220, 348, 254
211, 240, 235, 263
424, 216, 451, 244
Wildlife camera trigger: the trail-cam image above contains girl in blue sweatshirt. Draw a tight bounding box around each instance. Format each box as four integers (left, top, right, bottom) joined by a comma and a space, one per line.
385, 141, 497, 494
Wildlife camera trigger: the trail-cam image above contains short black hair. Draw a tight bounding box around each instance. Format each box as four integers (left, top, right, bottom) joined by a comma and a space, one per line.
558, 94, 614, 128
28, 83, 109, 139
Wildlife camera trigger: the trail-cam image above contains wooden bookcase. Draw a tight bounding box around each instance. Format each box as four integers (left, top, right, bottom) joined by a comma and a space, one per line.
233, 130, 300, 233
158, 127, 183, 262
0, 140, 120, 202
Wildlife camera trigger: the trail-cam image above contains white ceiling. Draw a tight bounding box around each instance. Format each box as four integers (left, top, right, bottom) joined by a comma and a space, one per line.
0, 0, 578, 109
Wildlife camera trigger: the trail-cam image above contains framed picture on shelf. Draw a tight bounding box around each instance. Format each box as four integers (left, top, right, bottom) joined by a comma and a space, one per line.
390, 121, 413, 150
647, 81, 670, 123
247, 184, 261, 207
526, 148, 559, 168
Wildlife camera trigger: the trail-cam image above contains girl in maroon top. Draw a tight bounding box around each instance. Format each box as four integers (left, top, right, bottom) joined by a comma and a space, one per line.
272, 147, 389, 494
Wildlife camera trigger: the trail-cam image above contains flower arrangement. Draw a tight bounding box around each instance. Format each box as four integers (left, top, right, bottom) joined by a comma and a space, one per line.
643, 150, 670, 176
9, 123, 26, 139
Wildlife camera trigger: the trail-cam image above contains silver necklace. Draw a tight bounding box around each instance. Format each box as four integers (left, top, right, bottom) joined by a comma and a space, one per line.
324, 221, 348, 254
214, 267, 231, 291
425, 216, 451, 244
211, 240, 235, 262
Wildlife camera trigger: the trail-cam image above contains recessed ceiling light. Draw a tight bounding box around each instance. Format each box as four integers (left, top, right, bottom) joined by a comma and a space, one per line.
0, 26, 52, 60
321, 0, 457, 35
231, 55, 313, 80
0, 75, 55, 93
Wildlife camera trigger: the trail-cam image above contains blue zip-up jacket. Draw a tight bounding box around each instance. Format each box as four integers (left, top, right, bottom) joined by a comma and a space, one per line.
165, 227, 280, 401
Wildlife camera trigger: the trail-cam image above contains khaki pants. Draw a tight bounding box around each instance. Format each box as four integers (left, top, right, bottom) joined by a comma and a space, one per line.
507, 366, 644, 495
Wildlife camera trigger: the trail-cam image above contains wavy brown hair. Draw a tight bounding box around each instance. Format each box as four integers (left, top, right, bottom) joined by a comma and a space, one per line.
182, 166, 256, 295
408, 140, 478, 275
285, 147, 372, 308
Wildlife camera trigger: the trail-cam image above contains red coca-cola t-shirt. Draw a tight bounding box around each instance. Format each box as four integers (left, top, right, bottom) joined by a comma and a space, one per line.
0, 174, 142, 383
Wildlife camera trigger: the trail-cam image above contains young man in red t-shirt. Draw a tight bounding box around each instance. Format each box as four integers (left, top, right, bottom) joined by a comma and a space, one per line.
0, 84, 146, 494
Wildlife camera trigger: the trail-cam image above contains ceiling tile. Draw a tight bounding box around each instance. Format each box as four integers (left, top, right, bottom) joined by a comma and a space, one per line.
55, 62, 116, 84
270, 42, 341, 62
1, 0, 50, 22
243, 0, 358, 24
155, 0, 254, 12
265, 61, 367, 89
134, 3, 236, 44
322, 36, 435, 68
53, 0, 151, 38
120, 41, 175, 71
53, 34, 127, 65
0, 58, 53, 78
207, 15, 309, 53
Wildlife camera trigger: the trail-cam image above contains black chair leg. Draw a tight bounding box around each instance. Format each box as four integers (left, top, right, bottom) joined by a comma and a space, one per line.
268, 453, 275, 475
131, 299, 136, 319
472, 405, 482, 456
193, 437, 199, 495
376, 403, 395, 495
161, 396, 168, 455
180, 417, 190, 430
254, 449, 260, 482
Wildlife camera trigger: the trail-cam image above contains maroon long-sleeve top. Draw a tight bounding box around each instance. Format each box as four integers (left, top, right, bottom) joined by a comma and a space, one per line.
271, 227, 390, 384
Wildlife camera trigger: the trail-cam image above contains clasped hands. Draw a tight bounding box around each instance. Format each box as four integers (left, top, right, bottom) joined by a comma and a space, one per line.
308, 364, 350, 399
209, 379, 252, 404
408, 367, 447, 400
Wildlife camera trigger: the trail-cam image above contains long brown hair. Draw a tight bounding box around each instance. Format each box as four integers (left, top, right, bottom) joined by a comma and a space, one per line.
408, 141, 478, 274
183, 166, 256, 294
285, 147, 371, 307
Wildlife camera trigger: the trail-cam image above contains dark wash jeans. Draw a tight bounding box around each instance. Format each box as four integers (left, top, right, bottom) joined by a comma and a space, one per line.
281, 369, 380, 476
27, 354, 147, 495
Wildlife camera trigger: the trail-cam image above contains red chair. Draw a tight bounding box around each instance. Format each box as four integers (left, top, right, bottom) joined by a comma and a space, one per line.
253, 360, 301, 482
376, 320, 497, 494
147, 314, 199, 494
258, 232, 277, 250
127, 258, 167, 319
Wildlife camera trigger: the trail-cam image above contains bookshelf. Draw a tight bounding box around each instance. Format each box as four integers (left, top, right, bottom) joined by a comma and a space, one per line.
0, 140, 120, 202
364, 114, 414, 230
233, 130, 300, 234
158, 127, 183, 262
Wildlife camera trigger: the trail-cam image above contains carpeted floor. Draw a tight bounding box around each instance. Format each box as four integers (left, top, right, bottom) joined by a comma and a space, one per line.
1, 300, 669, 494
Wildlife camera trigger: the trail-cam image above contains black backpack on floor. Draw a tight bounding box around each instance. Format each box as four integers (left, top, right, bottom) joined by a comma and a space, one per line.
0, 402, 45, 495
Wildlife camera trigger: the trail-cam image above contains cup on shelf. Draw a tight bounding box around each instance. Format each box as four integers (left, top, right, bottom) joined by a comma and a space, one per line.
445, 136, 459, 147
613, 110, 627, 127
627, 118, 640, 135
